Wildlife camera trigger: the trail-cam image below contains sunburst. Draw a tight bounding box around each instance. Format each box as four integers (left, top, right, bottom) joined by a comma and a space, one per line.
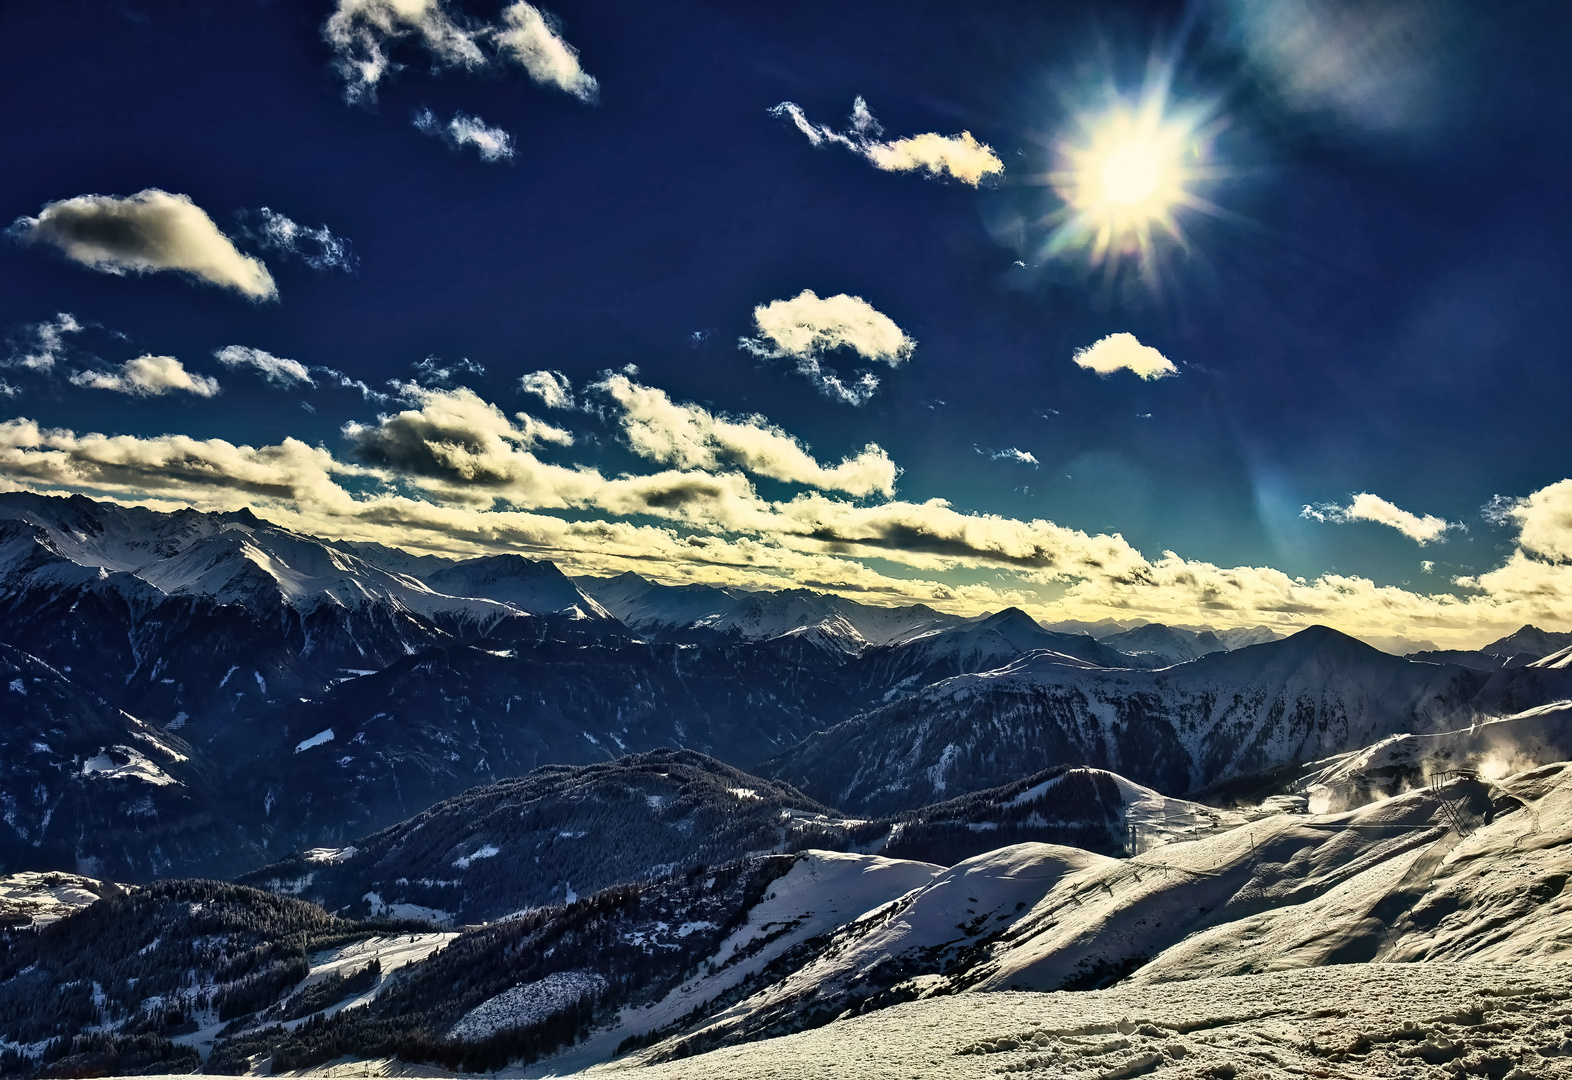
1042, 82, 1224, 273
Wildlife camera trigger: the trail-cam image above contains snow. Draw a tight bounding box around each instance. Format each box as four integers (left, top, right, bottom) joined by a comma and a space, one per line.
450, 972, 608, 1042
575, 963, 1572, 1079
653, 844, 1109, 1057
362, 892, 453, 926
80, 745, 176, 786
294, 728, 336, 753
0, 872, 107, 927
454, 844, 501, 869
303, 846, 359, 865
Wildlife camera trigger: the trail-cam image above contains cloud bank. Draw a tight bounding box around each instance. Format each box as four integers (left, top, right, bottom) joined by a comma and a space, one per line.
69, 355, 221, 398
1072, 333, 1178, 380
324, 0, 595, 104
771, 97, 1003, 186
1301, 492, 1456, 544
9, 190, 276, 300
740, 290, 914, 404
8, 379, 1572, 647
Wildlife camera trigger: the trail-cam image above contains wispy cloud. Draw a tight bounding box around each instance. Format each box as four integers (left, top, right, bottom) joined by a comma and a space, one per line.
520, 370, 574, 409
324, 0, 595, 104
215, 345, 315, 388
1072, 333, 1178, 380
410, 356, 486, 387
413, 108, 516, 162
595, 373, 899, 497
1301, 492, 1458, 544
739, 289, 914, 405
770, 97, 1003, 186
4, 313, 82, 373
9, 189, 276, 300
991, 448, 1039, 466
255, 209, 356, 271
69, 355, 220, 398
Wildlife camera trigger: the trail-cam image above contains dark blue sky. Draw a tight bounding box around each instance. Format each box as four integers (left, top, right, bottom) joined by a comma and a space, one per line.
2, 0, 1569, 646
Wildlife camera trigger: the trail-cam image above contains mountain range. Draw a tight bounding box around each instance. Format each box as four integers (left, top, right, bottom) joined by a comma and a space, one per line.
3, 491, 1572, 1076
1, 490, 1568, 880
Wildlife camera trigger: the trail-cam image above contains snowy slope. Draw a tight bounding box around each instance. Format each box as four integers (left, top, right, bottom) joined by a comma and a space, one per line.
584, 964, 1572, 1080
1296, 700, 1572, 813
531, 851, 941, 1075
638, 844, 1109, 1062
960, 764, 1572, 992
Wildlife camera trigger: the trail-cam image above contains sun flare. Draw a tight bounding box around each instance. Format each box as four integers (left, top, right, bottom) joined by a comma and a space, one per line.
1045, 88, 1221, 271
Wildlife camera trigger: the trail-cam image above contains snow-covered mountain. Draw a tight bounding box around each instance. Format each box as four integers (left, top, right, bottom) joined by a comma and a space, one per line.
424, 554, 613, 622
855, 607, 1137, 695
763, 625, 1491, 814
579, 572, 963, 655
1093, 622, 1227, 665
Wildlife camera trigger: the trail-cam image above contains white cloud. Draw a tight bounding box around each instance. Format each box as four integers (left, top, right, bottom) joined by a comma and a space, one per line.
414, 108, 515, 162
1071, 333, 1178, 380
1301, 492, 1456, 544
520, 370, 574, 409
744, 290, 914, 365
992, 448, 1039, 466
69, 355, 221, 398
5, 313, 82, 373
215, 345, 315, 388
496, 1, 598, 103
770, 97, 1003, 186
594, 374, 899, 497
323, 0, 595, 104
740, 290, 913, 405
9, 190, 276, 300
323, 0, 487, 103
256, 209, 355, 271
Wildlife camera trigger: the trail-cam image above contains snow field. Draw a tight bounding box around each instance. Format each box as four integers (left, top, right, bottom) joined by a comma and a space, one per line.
450, 972, 609, 1042
582, 963, 1572, 1079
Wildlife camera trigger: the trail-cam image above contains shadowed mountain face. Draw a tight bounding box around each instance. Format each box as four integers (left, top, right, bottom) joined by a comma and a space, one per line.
761, 627, 1490, 815
238, 749, 844, 924
0, 643, 258, 880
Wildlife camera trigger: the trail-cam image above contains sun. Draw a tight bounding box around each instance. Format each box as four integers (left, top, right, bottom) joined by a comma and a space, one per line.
1043, 87, 1222, 272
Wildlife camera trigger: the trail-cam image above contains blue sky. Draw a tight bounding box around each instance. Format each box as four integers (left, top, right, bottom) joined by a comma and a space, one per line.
2, 0, 1569, 648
